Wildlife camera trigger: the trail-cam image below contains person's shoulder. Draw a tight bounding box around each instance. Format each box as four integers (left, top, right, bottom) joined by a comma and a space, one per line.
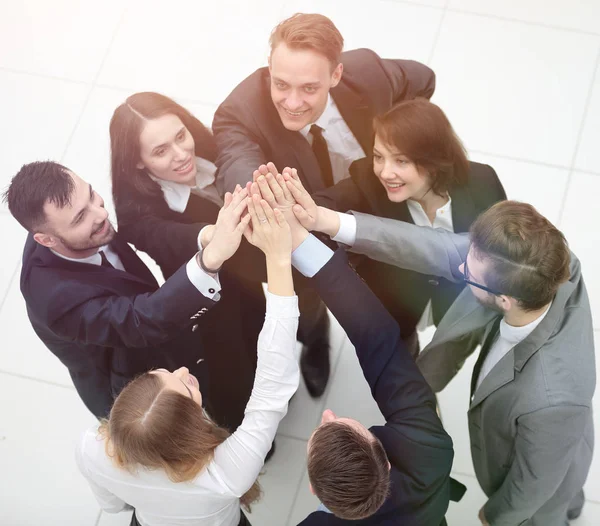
466, 160, 499, 182
341, 48, 381, 71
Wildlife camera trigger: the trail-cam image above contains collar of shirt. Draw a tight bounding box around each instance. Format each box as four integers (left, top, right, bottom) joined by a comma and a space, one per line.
299, 93, 338, 139
51, 244, 114, 267
149, 157, 218, 213
499, 301, 553, 346
406, 196, 453, 231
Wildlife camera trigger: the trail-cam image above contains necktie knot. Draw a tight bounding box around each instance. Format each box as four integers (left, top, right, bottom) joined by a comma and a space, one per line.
310, 124, 324, 137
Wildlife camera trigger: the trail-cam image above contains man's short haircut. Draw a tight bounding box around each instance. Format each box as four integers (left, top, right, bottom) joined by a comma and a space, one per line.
307, 421, 390, 520
2, 161, 74, 232
470, 201, 571, 311
269, 13, 344, 69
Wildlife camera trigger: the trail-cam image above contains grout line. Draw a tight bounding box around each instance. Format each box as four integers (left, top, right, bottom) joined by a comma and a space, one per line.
0, 369, 75, 391
425, 0, 448, 66
446, 7, 600, 37
468, 149, 571, 170
556, 43, 600, 226
450, 470, 478, 480
58, 2, 131, 162
276, 432, 309, 444
94, 509, 102, 526
0, 66, 90, 86
0, 262, 20, 314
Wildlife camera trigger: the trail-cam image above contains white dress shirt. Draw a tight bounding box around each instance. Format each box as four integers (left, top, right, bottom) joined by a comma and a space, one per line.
76, 292, 300, 526
52, 243, 221, 301
299, 94, 366, 184
475, 304, 552, 392
332, 199, 453, 330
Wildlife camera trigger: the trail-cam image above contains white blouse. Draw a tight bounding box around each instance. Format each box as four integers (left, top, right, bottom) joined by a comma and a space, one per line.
76, 292, 300, 526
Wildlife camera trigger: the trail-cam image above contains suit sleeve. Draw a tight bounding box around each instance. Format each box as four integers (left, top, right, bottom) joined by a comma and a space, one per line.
118, 213, 207, 279
311, 250, 453, 485
44, 264, 216, 349
350, 211, 469, 281
483, 405, 591, 525
312, 177, 369, 213
212, 99, 268, 195
380, 58, 436, 102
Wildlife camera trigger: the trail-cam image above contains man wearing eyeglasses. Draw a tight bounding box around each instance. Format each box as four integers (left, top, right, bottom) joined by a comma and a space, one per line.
283, 177, 594, 526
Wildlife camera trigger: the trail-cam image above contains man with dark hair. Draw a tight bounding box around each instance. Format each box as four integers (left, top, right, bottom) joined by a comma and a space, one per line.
3, 161, 253, 425
286, 172, 594, 526
249, 175, 461, 526
213, 12, 435, 397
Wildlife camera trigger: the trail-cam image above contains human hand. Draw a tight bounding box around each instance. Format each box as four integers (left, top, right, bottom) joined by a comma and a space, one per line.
478, 506, 490, 526
284, 169, 340, 238
243, 194, 292, 262
202, 185, 250, 270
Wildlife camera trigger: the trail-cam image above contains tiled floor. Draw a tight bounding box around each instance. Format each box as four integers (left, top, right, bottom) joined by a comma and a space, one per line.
0, 0, 599, 524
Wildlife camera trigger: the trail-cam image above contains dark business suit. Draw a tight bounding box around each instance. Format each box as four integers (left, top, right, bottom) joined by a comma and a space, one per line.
21, 234, 231, 424
114, 186, 265, 431
213, 47, 435, 387
298, 249, 458, 525
314, 159, 507, 352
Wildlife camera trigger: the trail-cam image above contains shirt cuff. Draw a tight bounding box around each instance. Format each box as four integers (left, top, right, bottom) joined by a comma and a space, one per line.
291, 234, 334, 277
332, 212, 357, 246
265, 291, 300, 319
197, 225, 211, 251
186, 253, 221, 300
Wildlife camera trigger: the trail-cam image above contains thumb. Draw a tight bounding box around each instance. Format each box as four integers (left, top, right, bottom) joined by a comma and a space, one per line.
293, 204, 311, 228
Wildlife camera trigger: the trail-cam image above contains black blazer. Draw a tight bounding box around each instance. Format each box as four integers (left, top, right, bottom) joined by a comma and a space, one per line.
299, 250, 457, 525
213, 48, 435, 195
314, 160, 507, 336
21, 234, 215, 418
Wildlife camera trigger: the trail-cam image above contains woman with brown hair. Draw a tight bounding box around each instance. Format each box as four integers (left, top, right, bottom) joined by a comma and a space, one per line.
314, 98, 506, 357
76, 197, 299, 526
109, 92, 266, 432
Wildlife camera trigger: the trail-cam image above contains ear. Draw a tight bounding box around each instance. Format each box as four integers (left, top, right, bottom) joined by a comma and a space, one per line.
321, 409, 336, 424
309, 482, 315, 495
387, 461, 391, 472
330, 63, 343, 88
33, 232, 57, 249
136, 161, 145, 170
495, 295, 513, 313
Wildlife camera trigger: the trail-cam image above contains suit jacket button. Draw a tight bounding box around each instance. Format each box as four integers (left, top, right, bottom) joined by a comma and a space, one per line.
192, 324, 199, 332
428, 279, 439, 286
208, 288, 215, 294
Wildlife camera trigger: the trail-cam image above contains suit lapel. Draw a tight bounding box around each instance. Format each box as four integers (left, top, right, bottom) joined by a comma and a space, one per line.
331, 80, 373, 155
110, 236, 158, 287
469, 348, 516, 411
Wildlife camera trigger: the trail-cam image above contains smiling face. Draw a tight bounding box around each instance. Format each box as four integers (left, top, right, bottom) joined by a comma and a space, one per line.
137, 114, 197, 185
372, 135, 432, 203
33, 171, 115, 257
150, 367, 203, 407
269, 43, 342, 131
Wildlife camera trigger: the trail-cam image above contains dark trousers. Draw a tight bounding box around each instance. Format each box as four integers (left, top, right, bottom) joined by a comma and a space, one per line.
130, 510, 252, 525
297, 284, 330, 349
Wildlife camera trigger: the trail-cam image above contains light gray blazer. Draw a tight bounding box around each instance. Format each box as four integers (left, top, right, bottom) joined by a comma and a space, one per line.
350, 212, 595, 526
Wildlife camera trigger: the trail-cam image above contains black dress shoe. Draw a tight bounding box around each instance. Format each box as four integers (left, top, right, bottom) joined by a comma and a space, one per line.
300, 341, 330, 398
567, 489, 585, 520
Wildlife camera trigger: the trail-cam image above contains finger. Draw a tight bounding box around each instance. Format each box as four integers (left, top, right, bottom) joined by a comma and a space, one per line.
293, 204, 310, 225
265, 172, 285, 204
236, 213, 252, 234
229, 186, 248, 210
250, 181, 261, 196
223, 192, 233, 208
286, 179, 303, 201
252, 194, 268, 225
285, 178, 311, 208
266, 162, 279, 178
258, 164, 270, 176
257, 175, 276, 205
282, 166, 293, 176
291, 168, 301, 181
259, 199, 276, 226
273, 207, 288, 227
233, 191, 249, 218
246, 196, 259, 227
276, 173, 294, 203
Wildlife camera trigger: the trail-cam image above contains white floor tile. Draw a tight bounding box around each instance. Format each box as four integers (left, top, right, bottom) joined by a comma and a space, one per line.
0, 372, 99, 525
0, 71, 89, 212
430, 12, 598, 167
0, 277, 74, 386
575, 67, 600, 175
559, 171, 600, 329
574, 500, 600, 526
246, 435, 308, 526
0, 216, 27, 304
287, 469, 320, 526
469, 152, 570, 225
437, 350, 480, 477
281, 0, 444, 64
448, 0, 600, 34
0, 0, 125, 82
278, 311, 349, 441
98, 510, 134, 526
445, 473, 487, 526
97, 0, 284, 106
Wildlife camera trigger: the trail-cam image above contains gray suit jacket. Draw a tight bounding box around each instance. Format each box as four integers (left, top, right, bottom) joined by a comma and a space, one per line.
349, 212, 595, 526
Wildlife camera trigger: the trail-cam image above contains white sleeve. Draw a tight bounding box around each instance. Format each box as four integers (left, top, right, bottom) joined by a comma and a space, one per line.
211, 292, 300, 496
185, 251, 221, 300
332, 212, 357, 246
75, 432, 133, 514
291, 234, 334, 278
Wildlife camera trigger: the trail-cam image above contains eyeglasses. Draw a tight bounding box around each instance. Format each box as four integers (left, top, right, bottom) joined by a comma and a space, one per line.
462, 259, 506, 297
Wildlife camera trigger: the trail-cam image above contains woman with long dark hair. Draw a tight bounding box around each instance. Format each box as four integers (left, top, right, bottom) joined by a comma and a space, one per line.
76, 198, 299, 526
109, 92, 265, 431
